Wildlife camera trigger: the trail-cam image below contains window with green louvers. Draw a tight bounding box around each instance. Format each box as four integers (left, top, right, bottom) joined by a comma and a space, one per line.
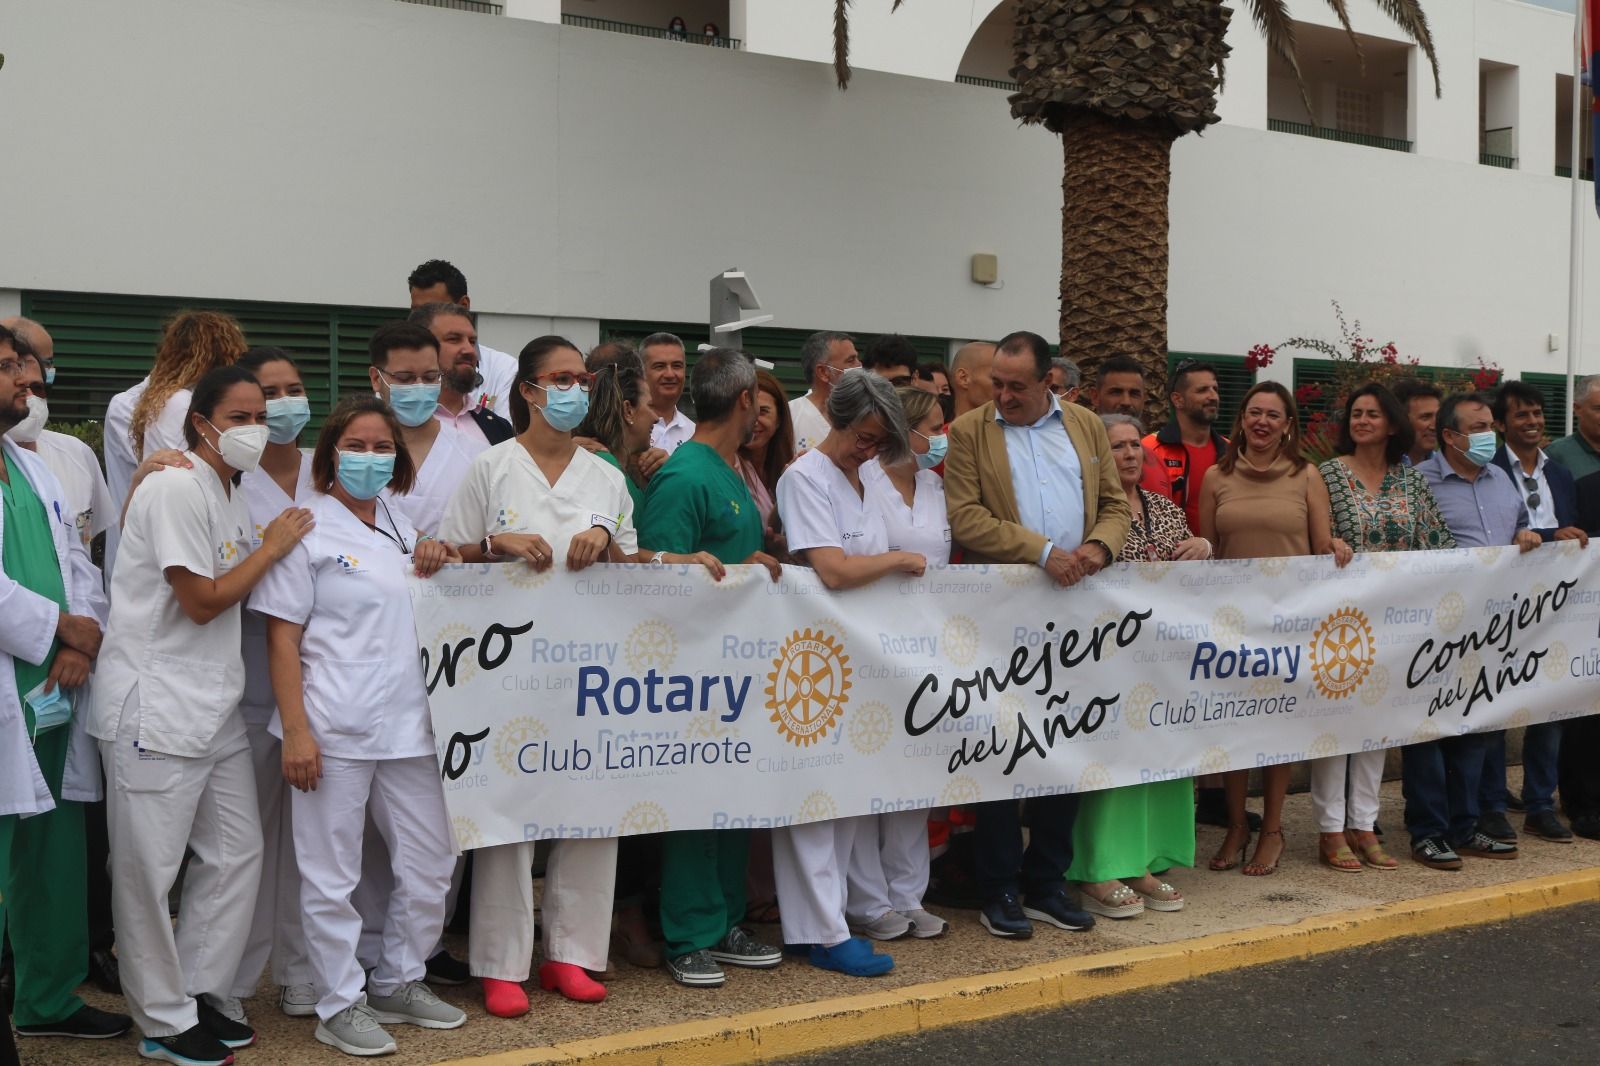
598, 321, 952, 403
21, 290, 403, 431
1521, 373, 1572, 439
1165, 353, 1254, 435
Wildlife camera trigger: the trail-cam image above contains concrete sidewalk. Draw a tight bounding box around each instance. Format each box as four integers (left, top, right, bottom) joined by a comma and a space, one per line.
18, 774, 1600, 1066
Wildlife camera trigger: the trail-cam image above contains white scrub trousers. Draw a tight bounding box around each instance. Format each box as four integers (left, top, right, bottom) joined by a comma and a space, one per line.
292, 754, 456, 1020
846, 809, 931, 923
773, 815, 869, 947
102, 725, 264, 1038
1310, 750, 1387, 833
231, 717, 313, 997
469, 838, 616, 979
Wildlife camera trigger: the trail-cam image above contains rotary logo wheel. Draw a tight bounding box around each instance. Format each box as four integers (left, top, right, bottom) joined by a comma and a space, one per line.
624, 620, 678, 672
1436, 591, 1465, 633
619, 801, 669, 835
494, 715, 549, 775
451, 816, 483, 852
848, 701, 893, 754
1310, 606, 1375, 700
940, 774, 981, 806
766, 628, 852, 746
941, 615, 980, 667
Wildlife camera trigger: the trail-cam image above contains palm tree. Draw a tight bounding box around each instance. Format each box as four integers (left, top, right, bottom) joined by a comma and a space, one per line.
834, 1, 1440, 390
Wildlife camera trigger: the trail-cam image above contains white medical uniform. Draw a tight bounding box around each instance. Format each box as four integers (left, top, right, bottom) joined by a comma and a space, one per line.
848, 460, 949, 924
470, 343, 517, 420
103, 383, 191, 580
438, 438, 637, 978
230, 455, 316, 998
89, 455, 264, 1039
0, 439, 105, 818
788, 395, 831, 453
34, 429, 115, 555
394, 423, 481, 539
773, 448, 889, 946
250, 493, 454, 1021
649, 408, 695, 454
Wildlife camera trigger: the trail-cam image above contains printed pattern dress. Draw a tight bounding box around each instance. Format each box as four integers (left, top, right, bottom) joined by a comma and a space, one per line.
1317, 459, 1457, 552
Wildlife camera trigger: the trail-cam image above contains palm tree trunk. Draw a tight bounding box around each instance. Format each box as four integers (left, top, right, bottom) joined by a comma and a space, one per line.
1059, 112, 1176, 394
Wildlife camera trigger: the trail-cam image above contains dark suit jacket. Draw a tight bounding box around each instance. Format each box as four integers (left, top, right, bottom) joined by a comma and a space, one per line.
1492, 445, 1576, 540
472, 407, 516, 447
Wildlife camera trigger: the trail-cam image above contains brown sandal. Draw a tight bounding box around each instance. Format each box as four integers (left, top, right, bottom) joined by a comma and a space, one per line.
1346, 829, 1398, 870
1209, 822, 1251, 871
1243, 829, 1285, 876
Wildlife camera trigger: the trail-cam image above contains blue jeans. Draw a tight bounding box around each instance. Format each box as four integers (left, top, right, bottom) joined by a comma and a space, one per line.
1402, 732, 1496, 848
1480, 724, 1563, 816
973, 793, 1079, 901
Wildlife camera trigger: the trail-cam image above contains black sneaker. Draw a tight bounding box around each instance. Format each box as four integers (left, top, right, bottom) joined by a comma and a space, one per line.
137, 1025, 234, 1065
424, 948, 470, 986
88, 947, 123, 995
1524, 810, 1575, 843
15, 1003, 132, 1040
196, 1000, 255, 1049
709, 926, 783, 968
1506, 794, 1527, 813
1411, 837, 1463, 870
979, 892, 1033, 939
1572, 814, 1600, 841
665, 948, 726, 987
1477, 812, 1518, 844
1458, 832, 1518, 860
1023, 890, 1096, 932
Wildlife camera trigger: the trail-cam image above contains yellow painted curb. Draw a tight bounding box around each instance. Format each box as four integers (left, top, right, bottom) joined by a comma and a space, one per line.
434, 867, 1600, 1066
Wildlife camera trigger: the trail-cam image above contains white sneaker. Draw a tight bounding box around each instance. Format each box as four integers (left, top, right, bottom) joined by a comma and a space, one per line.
366, 981, 466, 1030
904, 908, 950, 939
851, 910, 915, 941
281, 983, 319, 1018
315, 1003, 398, 1057
201, 994, 247, 1025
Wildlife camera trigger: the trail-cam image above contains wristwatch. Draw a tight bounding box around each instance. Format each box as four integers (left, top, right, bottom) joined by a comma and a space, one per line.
1086, 539, 1112, 566
650, 550, 667, 566
479, 535, 502, 561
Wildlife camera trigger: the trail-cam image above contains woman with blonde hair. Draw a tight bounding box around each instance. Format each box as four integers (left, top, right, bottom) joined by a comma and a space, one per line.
129, 311, 249, 458
1197, 381, 1351, 877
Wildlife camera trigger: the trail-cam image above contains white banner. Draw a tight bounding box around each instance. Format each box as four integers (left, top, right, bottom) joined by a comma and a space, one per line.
408, 544, 1600, 851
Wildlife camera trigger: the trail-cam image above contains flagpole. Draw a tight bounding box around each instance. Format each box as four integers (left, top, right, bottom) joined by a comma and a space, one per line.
1567, 1, 1586, 435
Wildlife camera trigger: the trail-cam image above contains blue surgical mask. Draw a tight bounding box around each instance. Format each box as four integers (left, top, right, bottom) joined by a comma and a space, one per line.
264, 395, 311, 444
381, 377, 441, 428
23, 679, 71, 738
43, 365, 56, 386
337, 451, 396, 500
530, 382, 590, 433
916, 432, 948, 471
1455, 430, 1498, 467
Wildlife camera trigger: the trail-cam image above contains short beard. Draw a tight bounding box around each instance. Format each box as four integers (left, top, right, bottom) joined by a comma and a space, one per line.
1187, 405, 1217, 426
444, 367, 481, 395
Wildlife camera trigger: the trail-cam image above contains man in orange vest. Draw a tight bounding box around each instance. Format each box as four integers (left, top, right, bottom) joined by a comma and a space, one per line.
1142, 358, 1228, 533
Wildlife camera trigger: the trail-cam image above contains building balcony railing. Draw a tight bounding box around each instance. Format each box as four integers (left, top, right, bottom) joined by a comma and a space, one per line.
1479, 152, 1516, 169
1556, 165, 1595, 180
561, 14, 740, 50
394, 0, 502, 13
955, 74, 1019, 91
1267, 118, 1412, 154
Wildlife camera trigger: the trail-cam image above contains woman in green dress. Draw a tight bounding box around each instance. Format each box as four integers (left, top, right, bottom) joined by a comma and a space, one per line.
1313, 382, 1455, 872
1067, 415, 1207, 918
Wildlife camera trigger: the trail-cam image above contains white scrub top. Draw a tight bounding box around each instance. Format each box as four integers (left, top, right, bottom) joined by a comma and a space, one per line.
90, 454, 253, 757
439, 437, 638, 556
142, 389, 193, 456
861, 460, 951, 566
776, 447, 889, 559
238, 453, 315, 723
649, 409, 696, 454
102, 379, 147, 581
394, 423, 479, 539
788, 395, 831, 453
250, 494, 434, 761
36, 429, 115, 553
471, 343, 518, 420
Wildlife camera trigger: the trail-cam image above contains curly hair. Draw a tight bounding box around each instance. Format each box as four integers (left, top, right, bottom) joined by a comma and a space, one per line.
131, 311, 247, 455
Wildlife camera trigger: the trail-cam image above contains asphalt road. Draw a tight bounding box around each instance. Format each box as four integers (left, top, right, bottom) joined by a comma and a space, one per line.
789, 902, 1600, 1066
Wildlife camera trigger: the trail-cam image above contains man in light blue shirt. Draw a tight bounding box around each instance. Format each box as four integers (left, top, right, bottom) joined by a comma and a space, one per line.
998, 387, 1086, 567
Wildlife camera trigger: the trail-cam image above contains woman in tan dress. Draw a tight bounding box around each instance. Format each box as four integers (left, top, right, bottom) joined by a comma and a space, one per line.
1196, 382, 1351, 876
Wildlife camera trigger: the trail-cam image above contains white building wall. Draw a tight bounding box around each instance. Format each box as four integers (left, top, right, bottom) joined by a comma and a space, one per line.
2, 0, 1599, 384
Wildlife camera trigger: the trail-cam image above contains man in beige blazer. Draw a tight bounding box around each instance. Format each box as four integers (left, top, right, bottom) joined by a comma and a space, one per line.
942, 330, 1132, 939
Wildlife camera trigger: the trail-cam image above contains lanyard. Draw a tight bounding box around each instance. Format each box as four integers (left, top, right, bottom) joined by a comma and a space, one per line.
365, 497, 412, 555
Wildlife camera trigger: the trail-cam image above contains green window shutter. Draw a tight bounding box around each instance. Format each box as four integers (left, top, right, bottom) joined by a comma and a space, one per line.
599, 321, 950, 404
22, 290, 403, 432
1290, 358, 1458, 428
1165, 353, 1254, 435
1521, 373, 1569, 437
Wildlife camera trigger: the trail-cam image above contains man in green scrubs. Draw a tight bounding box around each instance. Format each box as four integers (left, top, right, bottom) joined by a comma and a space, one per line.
0, 334, 130, 1040
638, 347, 782, 988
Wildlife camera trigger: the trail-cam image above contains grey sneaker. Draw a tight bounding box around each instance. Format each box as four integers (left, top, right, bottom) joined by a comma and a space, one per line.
903, 908, 950, 939
365, 981, 466, 1030
201, 994, 247, 1025
709, 926, 782, 968
851, 910, 914, 941
665, 948, 726, 987
281, 983, 319, 1018
315, 1003, 398, 1057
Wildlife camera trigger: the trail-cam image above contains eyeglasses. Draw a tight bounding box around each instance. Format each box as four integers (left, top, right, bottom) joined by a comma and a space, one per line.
529, 372, 593, 393
18, 380, 47, 398
0, 359, 22, 378
1048, 384, 1075, 397
379, 368, 443, 386
1172, 358, 1204, 375
1523, 475, 1541, 512
852, 431, 892, 454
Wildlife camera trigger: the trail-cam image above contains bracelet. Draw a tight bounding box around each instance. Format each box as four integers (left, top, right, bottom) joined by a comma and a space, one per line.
650, 550, 667, 566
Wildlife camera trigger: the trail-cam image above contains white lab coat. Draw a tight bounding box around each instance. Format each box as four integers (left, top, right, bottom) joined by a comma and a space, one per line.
0, 437, 106, 817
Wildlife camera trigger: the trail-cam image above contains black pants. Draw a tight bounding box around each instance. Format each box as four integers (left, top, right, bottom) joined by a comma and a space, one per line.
1560, 715, 1600, 819
85, 798, 114, 953
973, 793, 1079, 901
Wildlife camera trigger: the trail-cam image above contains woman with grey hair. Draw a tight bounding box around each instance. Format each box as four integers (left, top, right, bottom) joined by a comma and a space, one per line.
773, 369, 926, 977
